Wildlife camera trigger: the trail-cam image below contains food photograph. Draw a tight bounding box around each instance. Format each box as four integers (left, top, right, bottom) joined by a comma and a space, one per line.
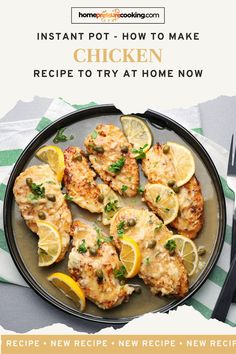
3, 105, 226, 323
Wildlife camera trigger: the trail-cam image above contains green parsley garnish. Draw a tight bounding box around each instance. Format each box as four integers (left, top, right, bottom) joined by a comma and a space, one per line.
117, 220, 126, 238
53, 127, 74, 144
91, 130, 98, 139
104, 200, 119, 213
132, 144, 148, 160
78, 239, 87, 253
144, 257, 151, 265
64, 194, 74, 201
108, 157, 125, 174
103, 236, 114, 243
121, 185, 128, 193
114, 265, 127, 280
156, 195, 161, 203
30, 183, 45, 199
164, 239, 176, 253
164, 208, 170, 212
138, 186, 144, 194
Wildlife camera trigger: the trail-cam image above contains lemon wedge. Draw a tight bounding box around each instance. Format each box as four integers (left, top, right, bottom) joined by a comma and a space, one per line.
48, 272, 86, 311
144, 183, 179, 225
167, 235, 198, 276
167, 142, 195, 187
37, 221, 61, 267
120, 236, 141, 278
120, 115, 152, 153
36, 145, 65, 182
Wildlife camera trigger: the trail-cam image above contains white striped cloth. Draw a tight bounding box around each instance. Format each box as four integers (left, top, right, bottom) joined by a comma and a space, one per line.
0, 98, 234, 325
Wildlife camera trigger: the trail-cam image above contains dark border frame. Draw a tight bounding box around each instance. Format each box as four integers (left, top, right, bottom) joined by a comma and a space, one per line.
3, 104, 226, 324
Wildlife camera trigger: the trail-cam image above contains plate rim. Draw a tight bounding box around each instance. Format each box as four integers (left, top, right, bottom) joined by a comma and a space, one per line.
3, 104, 226, 324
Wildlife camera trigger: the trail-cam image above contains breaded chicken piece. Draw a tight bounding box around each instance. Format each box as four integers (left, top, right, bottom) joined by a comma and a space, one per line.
142, 144, 204, 238
142, 143, 175, 185
110, 207, 189, 298
64, 146, 103, 213
13, 165, 72, 262
84, 124, 139, 197
171, 176, 204, 239
68, 220, 134, 309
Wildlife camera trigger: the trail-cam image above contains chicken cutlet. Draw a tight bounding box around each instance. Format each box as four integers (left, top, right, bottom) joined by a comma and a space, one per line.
84, 124, 139, 197
13, 165, 72, 262
110, 207, 189, 297
171, 176, 204, 239
142, 143, 204, 238
64, 146, 103, 213
68, 220, 134, 309
142, 143, 175, 185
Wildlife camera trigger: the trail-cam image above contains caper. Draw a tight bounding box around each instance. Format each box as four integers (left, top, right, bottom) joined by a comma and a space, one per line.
172, 184, 180, 193
163, 144, 170, 154
93, 146, 104, 153
38, 211, 46, 220
89, 246, 98, 256
98, 194, 104, 203
96, 269, 104, 283
147, 240, 156, 249
127, 218, 136, 227
198, 246, 206, 256
75, 154, 82, 162
121, 146, 128, 153
26, 177, 33, 186
167, 179, 176, 187
46, 194, 56, 202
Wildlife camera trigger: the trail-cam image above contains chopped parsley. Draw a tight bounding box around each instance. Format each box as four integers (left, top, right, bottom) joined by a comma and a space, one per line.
103, 236, 114, 243
108, 157, 125, 174
117, 220, 126, 238
132, 144, 148, 160
78, 239, 87, 253
138, 186, 144, 194
164, 239, 176, 253
114, 265, 127, 280
64, 194, 74, 201
94, 226, 113, 246
104, 200, 119, 213
121, 185, 128, 193
53, 127, 74, 144
144, 257, 151, 265
156, 195, 161, 203
164, 208, 170, 212
29, 183, 45, 199
91, 130, 98, 139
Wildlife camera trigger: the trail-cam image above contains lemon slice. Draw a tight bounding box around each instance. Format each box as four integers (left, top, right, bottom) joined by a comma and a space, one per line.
167, 235, 198, 276
37, 221, 61, 267
167, 142, 195, 187
98, 184, 124, 225
144, 183, 179, 225
120, 115, 152, 153
48, 272, 86, 311
120, 236, 141, 278
36, 145, 65, 182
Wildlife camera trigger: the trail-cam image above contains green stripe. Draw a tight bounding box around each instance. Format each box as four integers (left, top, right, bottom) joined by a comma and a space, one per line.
0, 276, 9, 283
186, 298, 212, 319
220, 176, 234, 201
0, 229, 9, 252
208, 265, 227, 287
0, 183, 6, 201
73, 102, 97, 110
36, 117, 52, 132
192, 127, 203, 135
225, 224, 232, 244
0, 149, 23, 166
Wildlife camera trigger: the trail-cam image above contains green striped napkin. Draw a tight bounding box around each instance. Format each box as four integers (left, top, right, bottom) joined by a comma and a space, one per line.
0, 98, 235, 325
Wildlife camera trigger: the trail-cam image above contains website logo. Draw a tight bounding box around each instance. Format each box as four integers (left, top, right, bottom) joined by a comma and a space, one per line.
71, 7, 165, 25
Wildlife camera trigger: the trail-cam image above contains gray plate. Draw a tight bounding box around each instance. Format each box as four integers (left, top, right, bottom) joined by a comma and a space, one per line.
4, 104, 226, 324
